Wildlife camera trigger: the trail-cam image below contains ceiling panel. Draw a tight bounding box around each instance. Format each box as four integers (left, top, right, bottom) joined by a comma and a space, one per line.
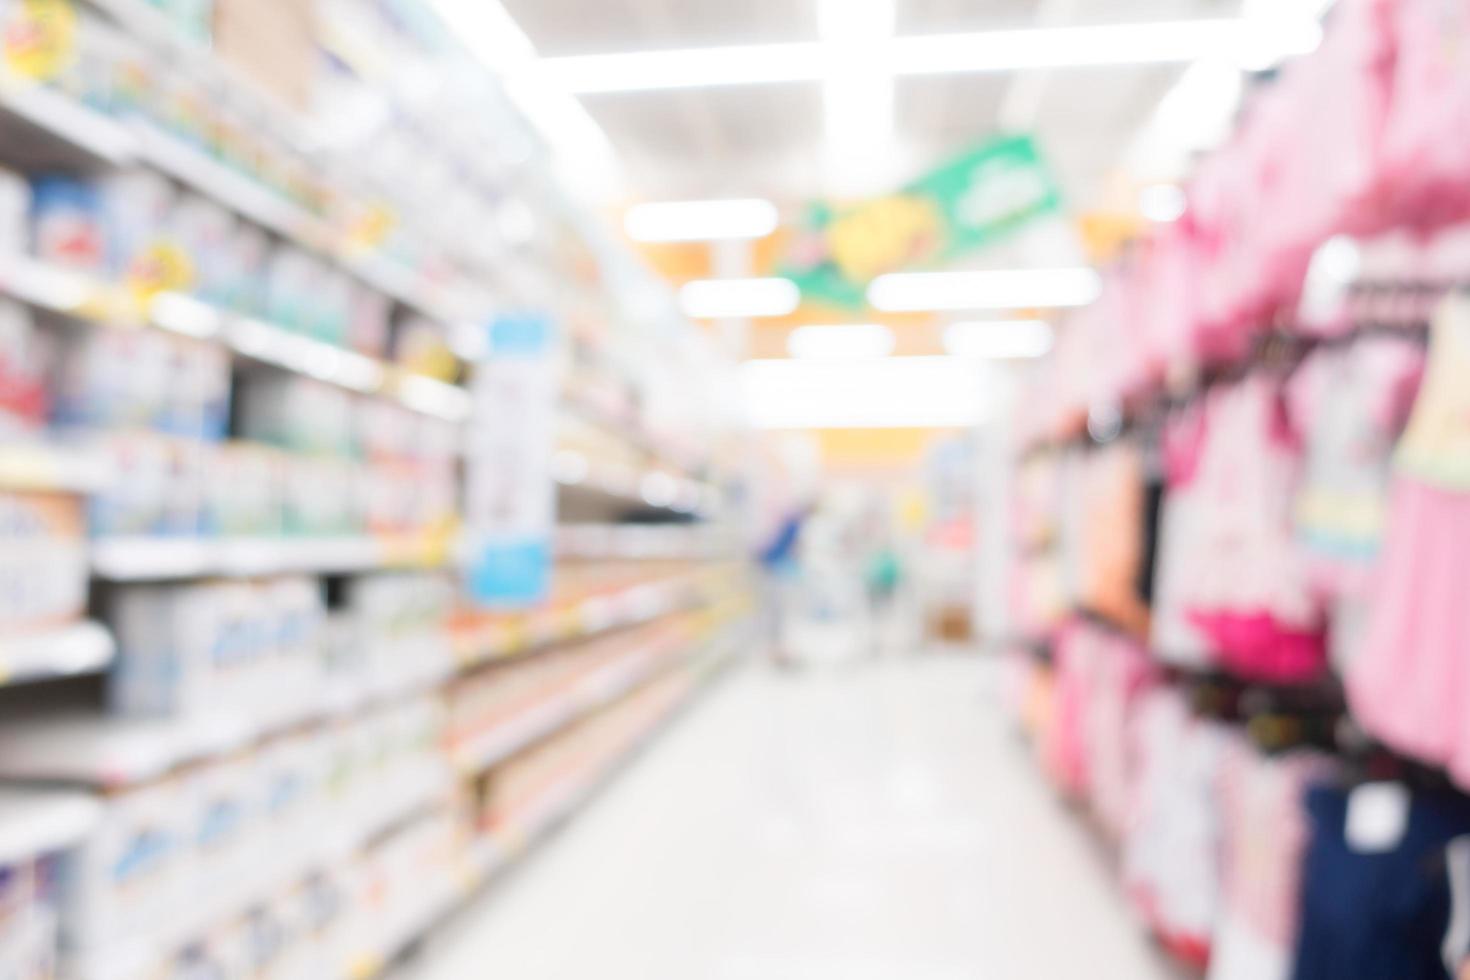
503, 0, 815, 57
897, 0, 1243, 35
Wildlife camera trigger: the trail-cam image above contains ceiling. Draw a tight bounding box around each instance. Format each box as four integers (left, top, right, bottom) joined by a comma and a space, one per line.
501, 0, 1244, 209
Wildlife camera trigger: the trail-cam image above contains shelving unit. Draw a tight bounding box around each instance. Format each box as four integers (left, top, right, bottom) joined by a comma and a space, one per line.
0, 3, 747, 978
0, 622, 114, 687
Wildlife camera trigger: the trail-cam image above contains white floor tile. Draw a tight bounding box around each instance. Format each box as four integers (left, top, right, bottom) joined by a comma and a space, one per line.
398, 654, 1176, 980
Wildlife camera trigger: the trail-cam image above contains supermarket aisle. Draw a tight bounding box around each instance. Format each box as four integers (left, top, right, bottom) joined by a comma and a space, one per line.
401, 655, 1171, 980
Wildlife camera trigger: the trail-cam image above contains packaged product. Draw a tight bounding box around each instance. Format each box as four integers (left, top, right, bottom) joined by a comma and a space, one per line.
0, 489, 87, 636
62, 7, 122, 113
29, 176, 104, 273
281, 455, 360, 537
0, 165, 31, 256
236, 374, 356, 457
0, 851, 62, 980
90, 432, 208, 537
186, 753, 259, 906
168, 193, 234, 307
204, 442, 284, 538
0, 298, 49, 436
347, 283, 390, 358
263, 246, 313, 332
100, 170, 184, 299
59, 774, 193, 951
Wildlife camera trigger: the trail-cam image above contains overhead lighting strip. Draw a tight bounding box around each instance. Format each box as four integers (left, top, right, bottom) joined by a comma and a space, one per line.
534, 19, 1321, 94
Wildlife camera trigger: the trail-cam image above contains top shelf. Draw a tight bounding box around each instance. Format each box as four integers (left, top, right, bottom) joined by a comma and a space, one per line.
0, 71, 471, 328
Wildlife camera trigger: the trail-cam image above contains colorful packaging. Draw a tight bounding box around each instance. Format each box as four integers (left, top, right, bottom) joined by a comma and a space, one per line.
29, 175, 104, 273
204, 442, 283, 538
236, 374, 356, 458
90, 432, 208, 538
0, 489, 86, 636
0, 298, 49, 436
0, 851, 62, 980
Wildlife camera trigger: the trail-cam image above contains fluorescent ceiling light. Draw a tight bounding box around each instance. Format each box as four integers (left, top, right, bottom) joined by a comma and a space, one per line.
1140, 183, 1187, 223
868, 268, 1101, 312
535, 20, 1320, 94
741, 357, 989, 429
820, 0, 895, 197
944, 320, 1054, 359
679, 278, 800, 319
787, 324, 896, 360
625, 198, 778, 242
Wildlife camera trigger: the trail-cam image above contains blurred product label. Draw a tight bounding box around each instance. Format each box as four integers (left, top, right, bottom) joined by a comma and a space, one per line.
465, 313, 557, 606
2, 0, 77, 81
783, 133, 1062, 309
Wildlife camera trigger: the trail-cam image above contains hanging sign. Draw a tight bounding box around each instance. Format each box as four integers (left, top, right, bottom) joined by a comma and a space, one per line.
464, 312, 558, 607
782, 134, 1063, 309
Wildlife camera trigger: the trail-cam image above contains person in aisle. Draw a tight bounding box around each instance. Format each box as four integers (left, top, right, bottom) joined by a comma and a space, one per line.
755, 500, 810, 669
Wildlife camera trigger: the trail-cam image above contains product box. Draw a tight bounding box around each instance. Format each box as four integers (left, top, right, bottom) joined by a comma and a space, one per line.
0, 489, 87, 637
59, 775, 193, 951
29, 176, 105, 274
90, 432, 208, 538
204, 442, 284, 538
0, 298, 49, 437
281, 456, 360, 538
0, 165, 31, 256
0, 851, 62, 980
236, 374, 356, 458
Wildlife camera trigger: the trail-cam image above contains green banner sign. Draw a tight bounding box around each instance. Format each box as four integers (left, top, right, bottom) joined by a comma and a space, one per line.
782, 134, 1063, 310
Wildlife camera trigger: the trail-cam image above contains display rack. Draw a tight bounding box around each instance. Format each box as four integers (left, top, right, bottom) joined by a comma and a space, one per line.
0, 1, 748, 977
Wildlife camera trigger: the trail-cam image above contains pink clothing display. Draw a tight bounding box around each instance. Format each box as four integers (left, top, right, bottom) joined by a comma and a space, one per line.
1207, 743, 1335, 980
1349, 294, 1470, 786
1123, 688, 1229, 969
1152, 377, 1327, 682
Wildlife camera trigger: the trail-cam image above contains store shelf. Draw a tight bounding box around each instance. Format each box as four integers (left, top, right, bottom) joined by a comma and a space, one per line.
450, 647, 680, 775
147, 292, 470, 419
553, 456, 712, 519
0, 664, 450, 790
63, 763, 451, 980
346, 639, 742, 980
451, 575, 700, 670
131, 125, 334, 249
0, 442, 111, 493
0, 621, 115, 687
0, 252, 112, 319
0, 76, 136, 170
0, 788, 102, 865
91, 534, 449, 582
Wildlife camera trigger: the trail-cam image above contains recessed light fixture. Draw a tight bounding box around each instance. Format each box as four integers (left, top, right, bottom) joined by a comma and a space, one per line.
943, 320, 1055, 359
868, 268, 1101, 312
787, 324, 895, 360
625, 198, 780, 243
679, 278, 800, 319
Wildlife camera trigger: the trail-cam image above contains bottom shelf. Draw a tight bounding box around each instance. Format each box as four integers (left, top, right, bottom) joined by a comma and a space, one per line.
345, 637, 744, 980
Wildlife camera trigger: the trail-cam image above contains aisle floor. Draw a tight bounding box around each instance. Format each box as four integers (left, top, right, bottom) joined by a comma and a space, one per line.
401, 655, 1175, 980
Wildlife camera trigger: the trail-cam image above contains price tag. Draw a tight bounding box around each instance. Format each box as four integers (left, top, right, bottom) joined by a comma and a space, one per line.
1346, 782, 1410, 854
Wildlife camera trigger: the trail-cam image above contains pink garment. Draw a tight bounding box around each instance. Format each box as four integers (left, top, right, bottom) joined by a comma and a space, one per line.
1124, 688, 1229, 968
1347, 478, 1470, 775
1208, 743, 1335, 980
1348, 294, 1470, 785
1381, 0, 1470, 229
1042, 624, 1092, 799
1154, 378, 1327, 681
1078, 625, 1158, 840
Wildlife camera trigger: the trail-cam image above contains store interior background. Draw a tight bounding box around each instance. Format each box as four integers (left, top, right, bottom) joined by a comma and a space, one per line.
4, 0, 1467, 978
